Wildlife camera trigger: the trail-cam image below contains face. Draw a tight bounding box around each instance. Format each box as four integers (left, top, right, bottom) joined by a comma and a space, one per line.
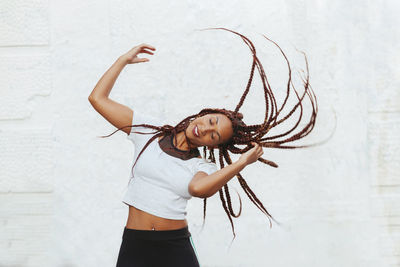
186, 113, 234, 148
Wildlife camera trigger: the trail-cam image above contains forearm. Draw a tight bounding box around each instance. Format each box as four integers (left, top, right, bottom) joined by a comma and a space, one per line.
89, 56, 128, 100
196, 159, 247, 198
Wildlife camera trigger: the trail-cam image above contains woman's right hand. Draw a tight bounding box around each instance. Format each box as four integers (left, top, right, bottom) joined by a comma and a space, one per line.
238, 142, 263, 165
120, 43, 156, 64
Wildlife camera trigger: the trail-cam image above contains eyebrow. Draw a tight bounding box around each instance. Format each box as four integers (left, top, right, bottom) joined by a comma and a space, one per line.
215, 116, 221, 141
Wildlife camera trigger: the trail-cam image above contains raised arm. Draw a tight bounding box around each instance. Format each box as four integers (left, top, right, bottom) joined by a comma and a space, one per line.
188, 142, 264, 198
88, 43, 156, 135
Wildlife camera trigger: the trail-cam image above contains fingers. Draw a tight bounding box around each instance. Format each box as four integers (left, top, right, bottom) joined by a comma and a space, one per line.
137, 58, 149, 62
138, 43, 156, 51
251, 141, 260, 149
138, 45, 155, 57
133, 45, 155, 63
250, 142, 263, 157
140, 49, 154, 55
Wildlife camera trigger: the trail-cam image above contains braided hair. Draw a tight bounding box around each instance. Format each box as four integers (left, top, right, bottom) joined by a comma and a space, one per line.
99, 28, 320, 244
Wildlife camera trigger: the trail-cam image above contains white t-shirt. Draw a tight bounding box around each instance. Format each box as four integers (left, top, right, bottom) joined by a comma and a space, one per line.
122, 108, 219, 220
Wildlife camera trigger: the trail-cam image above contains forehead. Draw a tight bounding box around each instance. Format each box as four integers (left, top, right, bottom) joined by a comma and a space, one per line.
207, 113, 230, 123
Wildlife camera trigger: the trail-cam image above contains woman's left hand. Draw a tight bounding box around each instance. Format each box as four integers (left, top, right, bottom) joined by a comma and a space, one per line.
238, 142, 263, 165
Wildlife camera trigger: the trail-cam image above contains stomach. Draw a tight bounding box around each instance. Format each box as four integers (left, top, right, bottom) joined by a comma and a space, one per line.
125, 204, 188, 231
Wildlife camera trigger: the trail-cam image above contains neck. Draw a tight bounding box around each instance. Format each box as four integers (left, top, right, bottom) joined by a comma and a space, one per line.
174, 129, 196, 151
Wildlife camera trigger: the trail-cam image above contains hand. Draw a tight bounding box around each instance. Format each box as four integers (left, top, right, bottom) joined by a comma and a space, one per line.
238, 142, 263, 165
120, 43, 156, 64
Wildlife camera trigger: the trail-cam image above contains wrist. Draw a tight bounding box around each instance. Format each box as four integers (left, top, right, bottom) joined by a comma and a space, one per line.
235, 158, 247, 169
117, 55, 128, 65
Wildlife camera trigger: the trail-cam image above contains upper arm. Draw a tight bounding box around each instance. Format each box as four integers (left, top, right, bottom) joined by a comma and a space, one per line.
188, 171, 208, 198
189, 158, 219, 197
88, 97, 133, 135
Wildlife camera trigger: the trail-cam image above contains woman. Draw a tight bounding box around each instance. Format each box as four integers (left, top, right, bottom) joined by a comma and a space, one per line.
89, 28, 318, 267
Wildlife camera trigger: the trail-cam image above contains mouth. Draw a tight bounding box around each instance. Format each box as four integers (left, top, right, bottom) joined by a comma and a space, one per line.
192, 125, 200, 137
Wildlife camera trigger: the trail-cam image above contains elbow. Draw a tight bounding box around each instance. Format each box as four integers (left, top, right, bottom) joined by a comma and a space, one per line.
188, 184, 200, 198
88, 94, 97, 103
88, 96, 95, 105
88, 94, 108, 104
189, 184, 209, 198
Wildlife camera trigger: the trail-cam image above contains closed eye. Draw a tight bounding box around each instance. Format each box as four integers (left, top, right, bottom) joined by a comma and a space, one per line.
209, 118, 215, 139
209, 117, 220, 141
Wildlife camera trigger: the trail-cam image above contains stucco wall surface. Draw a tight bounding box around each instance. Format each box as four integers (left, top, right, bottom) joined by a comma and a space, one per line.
0, 0, 399, 266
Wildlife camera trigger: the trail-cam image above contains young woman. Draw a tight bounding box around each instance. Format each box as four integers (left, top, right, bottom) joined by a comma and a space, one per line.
89, 28, 318, 267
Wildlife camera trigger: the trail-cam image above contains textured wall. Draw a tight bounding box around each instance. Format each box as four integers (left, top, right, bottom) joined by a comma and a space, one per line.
1, 0, 399, 266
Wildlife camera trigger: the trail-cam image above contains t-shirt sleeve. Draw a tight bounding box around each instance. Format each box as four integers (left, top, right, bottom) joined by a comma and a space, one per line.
194, 158, 219, 176
126, 108, 162, 144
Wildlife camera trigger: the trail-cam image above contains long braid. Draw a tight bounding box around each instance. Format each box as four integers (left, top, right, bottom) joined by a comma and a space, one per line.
201, 197, 207, 231
216, 147, 242, 220
200, 147, 213, 232
223, 149, 280, 226
216, 148, 236, 241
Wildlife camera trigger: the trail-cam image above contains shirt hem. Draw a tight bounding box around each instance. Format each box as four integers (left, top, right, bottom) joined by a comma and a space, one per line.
122, 199, 187, 220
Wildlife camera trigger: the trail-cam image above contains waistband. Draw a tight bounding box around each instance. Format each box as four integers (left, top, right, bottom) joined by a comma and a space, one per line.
122, 226, 191, 241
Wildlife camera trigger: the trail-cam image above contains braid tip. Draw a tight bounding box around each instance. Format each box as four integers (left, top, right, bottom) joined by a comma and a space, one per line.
227, 233, 236, 252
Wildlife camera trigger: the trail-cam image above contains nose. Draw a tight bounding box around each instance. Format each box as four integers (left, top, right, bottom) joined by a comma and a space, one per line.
200, 124, 215, 136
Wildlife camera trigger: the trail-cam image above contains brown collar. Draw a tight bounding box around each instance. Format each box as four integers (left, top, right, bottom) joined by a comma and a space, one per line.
158, 134, 200, 160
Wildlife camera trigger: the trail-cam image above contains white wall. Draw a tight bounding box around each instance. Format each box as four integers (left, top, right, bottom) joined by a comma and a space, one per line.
1, 0, 399, 266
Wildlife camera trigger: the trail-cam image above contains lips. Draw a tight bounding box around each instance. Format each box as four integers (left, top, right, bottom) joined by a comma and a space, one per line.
193, 125, 200, 137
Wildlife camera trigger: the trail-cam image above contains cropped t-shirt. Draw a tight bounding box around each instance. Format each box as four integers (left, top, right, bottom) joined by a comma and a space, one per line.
122, 108, 219, 220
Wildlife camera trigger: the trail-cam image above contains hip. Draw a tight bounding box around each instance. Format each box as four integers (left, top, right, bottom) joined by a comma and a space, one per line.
116, 226, 200, 267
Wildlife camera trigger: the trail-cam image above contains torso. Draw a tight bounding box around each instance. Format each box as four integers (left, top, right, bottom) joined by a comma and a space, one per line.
125, 135, 188, 231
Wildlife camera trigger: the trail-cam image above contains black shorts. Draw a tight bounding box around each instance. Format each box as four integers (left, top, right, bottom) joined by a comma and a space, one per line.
116, 225, 201, 267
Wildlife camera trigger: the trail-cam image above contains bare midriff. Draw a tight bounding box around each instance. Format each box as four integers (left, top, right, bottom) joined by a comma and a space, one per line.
125, 135, 188, 231
125, 205, 188, 231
